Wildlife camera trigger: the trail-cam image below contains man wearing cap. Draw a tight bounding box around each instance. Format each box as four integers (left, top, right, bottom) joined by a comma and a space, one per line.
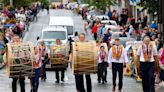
137, 36, 157, 92
38, 39, 50, 80
108, 38, 128, 92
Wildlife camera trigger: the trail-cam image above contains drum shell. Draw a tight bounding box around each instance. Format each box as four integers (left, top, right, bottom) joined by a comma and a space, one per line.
6, 42, 35, 78
72, 41, 98, 74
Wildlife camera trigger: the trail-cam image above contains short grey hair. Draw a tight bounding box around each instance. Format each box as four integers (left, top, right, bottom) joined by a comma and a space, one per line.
143, 36, 150, 42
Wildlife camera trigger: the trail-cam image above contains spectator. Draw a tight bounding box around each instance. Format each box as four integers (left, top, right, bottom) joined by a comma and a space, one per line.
103, 28, 112, 43
159, 47, 164, 87
155, 39, 163, 51
150, 21, 158, 29
129, 25, 135, 38
92, 23, 98, 41
120, 29, 127, 37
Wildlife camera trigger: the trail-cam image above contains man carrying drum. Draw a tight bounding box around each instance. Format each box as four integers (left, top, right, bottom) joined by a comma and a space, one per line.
137, 36, 158, 92
4, 35, 26, 92
108, 38, 128, 92
37, 39, 50, 80
70, 33, 92, 92
54, 39, 66, 83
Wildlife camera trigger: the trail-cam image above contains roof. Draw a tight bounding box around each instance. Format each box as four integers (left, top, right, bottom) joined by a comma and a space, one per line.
49, 16, 74, 26
42, 26, 67, 32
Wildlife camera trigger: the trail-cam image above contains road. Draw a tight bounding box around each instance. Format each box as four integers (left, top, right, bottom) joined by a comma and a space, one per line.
0, 9, 164, 92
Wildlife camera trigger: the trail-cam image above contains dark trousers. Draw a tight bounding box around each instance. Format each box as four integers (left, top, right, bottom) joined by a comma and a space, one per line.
112, 62, 123, 90
98, 63, 107, 82
55, 70, 65, 82
93, 33, 97, 41
140, 62, 155, 92
32, 68, 41, 92
41, 57, 48, 80
160, 69, 164, 81
12, 78, 25, 92
75, 74, 92, 92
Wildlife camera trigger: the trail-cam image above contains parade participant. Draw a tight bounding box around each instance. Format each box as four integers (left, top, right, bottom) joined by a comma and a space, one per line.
70, 33, 92, 92
97, 46, 108, 84
38, 39, 49, 80
137, 36, 157, 92
159, 47, 164, 86
31, 47, 42, 92
11, 35, 25, 92
54, 39, 66, 83
108, 38, 128, 92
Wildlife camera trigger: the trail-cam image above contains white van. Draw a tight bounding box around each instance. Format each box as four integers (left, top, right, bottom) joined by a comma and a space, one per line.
49, 16, 75, 39
36, 26, 68, 69
41, 26, 68, 45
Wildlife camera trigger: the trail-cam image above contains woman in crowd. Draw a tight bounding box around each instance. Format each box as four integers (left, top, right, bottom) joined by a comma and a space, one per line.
159, 47, 164, 87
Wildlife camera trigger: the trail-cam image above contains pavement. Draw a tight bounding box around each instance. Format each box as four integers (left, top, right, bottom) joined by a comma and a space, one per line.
0, 9, 164, 92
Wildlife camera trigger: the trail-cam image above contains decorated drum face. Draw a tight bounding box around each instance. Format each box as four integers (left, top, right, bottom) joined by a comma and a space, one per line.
50, 45, 68, 68
72, 41, 98, 74
6, 42, 35, 78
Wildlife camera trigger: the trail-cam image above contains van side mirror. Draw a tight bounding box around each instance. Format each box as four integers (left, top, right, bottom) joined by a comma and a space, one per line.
75, 31, 78, 36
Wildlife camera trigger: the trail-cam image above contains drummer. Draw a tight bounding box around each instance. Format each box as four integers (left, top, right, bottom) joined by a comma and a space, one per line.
11, 35, 26, 92
137, 36, 157, 92
108, 38, 128, 92
54, 39, 66, 83
37, 39, 50, 80
70, 33, 92, 92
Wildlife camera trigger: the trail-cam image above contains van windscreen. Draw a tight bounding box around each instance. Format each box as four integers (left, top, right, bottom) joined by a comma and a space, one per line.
43, 31, 66, 40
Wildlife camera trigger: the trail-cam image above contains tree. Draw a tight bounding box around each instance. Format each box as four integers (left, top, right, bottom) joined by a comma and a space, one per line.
84, 0, 116, 10
138, 0, 158, 16
0, 0, 33, 8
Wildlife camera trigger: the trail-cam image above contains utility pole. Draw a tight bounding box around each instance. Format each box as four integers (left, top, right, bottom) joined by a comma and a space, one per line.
158, 0, 164, 43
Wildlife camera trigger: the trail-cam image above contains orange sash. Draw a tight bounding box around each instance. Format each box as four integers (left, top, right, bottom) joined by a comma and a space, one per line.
142, 44, 153, 62
112, 45, 123, 60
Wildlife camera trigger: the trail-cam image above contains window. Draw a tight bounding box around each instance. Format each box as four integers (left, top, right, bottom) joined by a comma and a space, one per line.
43, 31, 66, 40
67, 26, 73, 35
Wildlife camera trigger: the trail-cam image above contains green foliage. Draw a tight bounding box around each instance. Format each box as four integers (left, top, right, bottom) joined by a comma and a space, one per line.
84, 0, 116, 10
0, 0, 49, 8
138, 0, 158, 16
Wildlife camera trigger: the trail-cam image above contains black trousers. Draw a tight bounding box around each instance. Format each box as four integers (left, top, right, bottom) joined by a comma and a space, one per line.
93, 33, 97, 41
140, 62, 155, 92
12, 78, 25, 92
112, 62, 123, 90
98, 62, 107, 82
55, 70, 65, 82
75, 74, 92, 92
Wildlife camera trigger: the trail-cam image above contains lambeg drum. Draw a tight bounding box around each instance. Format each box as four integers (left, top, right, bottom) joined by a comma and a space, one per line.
50, 45, 68, 69
72, 41, 98, 74
6, 42, 35, 78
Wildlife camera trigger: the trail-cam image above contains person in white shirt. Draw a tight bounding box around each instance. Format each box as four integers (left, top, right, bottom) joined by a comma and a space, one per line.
97, 46, 108, 84
137, 36, 157, 92
108, 38, 128, 92
38, 39, 50, 80
31, 47, 42, 92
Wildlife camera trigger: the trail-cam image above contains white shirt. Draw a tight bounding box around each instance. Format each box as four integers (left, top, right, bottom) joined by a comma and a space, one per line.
137, 44, 157, 62
108, 46, 128, 64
